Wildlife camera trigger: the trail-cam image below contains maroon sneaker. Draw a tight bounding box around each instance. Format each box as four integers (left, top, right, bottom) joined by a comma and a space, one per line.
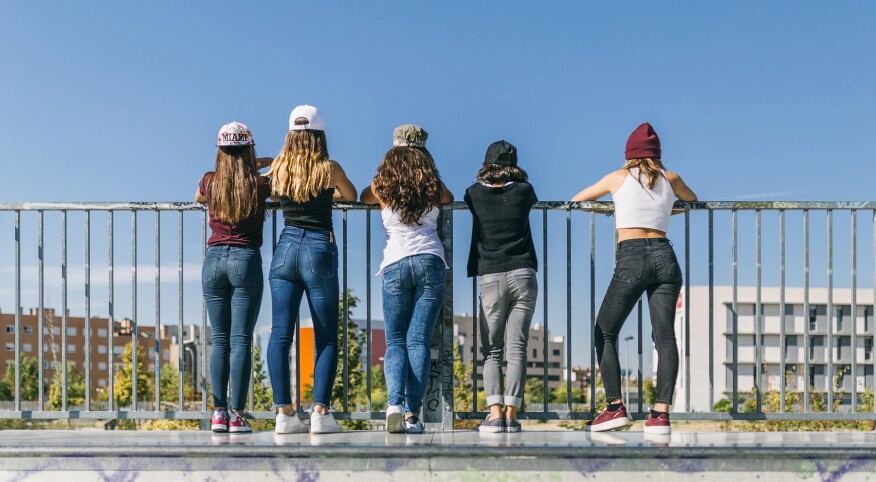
644, 412, 671, 434
588, 404, 631, 432
228, 410, 252, 433
211, 410, 229, 433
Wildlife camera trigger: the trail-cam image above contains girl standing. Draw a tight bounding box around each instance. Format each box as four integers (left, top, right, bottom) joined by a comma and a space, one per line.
197, 122, 271, 433
465, 140, 538, 433
267, 105, 357, 434
571, 122, 697, 434
361, 124, 453, 434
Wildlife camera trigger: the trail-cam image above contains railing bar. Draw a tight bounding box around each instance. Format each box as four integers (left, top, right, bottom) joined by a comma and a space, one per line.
38, 211, 44, 411
708, 209, 714, 410
542, 208, 548, 412
131, 210, 138, 411
803, 209, 810, 412
636, 299, 642, 412
566, 208, 573, 411
342, 209, 349, 413
61, 210, 68, 411
154, 210, 161, 409
471, 275, 478, 412
755, 209, 762, 413
731, 209, 738, 412
779, 210, 786, 412
85, 210, 91, 410
14, 210, 21, 411
589, 211, 596, 413
201, 211, 207, 412
684, 207, 691, 410
366, 208, 372, 412
177, 211, 184, 410
827, 209, 833, 412
851, 209, 857, 412
108, 211, 114, 412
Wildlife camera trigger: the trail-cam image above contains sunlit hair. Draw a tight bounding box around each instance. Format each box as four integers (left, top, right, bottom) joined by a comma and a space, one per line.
476, 163, 529, 185
269, 129, 332, 203
623, 158, 666, 189
374, 146, 442, 225
208, 146, 261, 224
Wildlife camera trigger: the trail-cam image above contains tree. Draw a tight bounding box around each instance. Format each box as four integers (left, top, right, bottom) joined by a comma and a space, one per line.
113, 342, 153, 407
452, 340, 474, 411
370, 364, 387, 412
48, 363, 86, 410
0, 355, 40, 401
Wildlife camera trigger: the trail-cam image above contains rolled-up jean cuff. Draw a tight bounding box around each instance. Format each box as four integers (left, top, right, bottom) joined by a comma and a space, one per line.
656, 398, 673, 404
605, 393, 622, 403
486, 395, 504, 407
274, 403, 293, 409
504, 395, 523, 408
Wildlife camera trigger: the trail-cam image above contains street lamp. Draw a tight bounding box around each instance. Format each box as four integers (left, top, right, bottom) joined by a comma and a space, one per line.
624, 336, 634, 408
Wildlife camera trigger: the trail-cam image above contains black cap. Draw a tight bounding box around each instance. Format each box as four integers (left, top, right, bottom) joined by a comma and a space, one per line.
484, 140, 517, 167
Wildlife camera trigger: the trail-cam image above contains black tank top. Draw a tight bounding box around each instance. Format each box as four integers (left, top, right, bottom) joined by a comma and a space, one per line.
280, 188, 335, 232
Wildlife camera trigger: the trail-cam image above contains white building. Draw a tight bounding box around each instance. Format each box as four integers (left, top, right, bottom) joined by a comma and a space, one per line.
672, 286, 874, 412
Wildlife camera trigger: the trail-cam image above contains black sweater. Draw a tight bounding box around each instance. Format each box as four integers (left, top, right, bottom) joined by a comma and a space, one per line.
465, 182, 538, 277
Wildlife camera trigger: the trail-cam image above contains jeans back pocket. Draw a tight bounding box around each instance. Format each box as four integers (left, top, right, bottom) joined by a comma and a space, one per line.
613, 254, 645, 283
308, 245, 338, 279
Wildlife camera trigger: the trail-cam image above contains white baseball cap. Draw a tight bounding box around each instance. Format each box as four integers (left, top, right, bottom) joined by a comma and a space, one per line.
217, 122, 255, 147
288, 105, 325, 131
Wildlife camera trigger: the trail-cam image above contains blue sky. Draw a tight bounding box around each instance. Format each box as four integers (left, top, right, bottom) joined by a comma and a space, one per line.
1, 2, 875, 378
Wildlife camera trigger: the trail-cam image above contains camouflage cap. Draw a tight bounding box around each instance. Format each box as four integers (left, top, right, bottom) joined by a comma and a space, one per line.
392, 124, 428, 148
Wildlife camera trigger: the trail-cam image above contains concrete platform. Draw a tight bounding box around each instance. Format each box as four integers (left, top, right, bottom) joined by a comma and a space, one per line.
1, 430, 876, 481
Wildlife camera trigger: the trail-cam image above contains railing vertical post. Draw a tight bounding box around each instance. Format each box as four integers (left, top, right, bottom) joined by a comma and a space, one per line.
471, 275, 478, 412
589, 211, 596, 413
131, 210, 138, 412
731, 209, 738, 412
851, 210, 857, 411
566, 207, 573, 411
684, 207, 691, 411
827, 210, 834, 412
84, 210, 91, 410
425, 206, 454, 430
779, 210, 786, 412
201, 211, 207, 412
154, 210, 161, 410
342, 209, 349, 413
755, 209, 762, 413
62, 210, 68, 411
708, 209, 714, 410
38, 211, 45, 411
108, 211, 114, 412
178, 211, 184, 410
803, 210, 810, 411
542, 209, 549, 411
365, 208, 372, 413
14, 211, 21, 412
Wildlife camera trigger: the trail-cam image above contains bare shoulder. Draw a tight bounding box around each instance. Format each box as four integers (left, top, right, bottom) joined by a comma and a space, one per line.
663, 170, 684, 184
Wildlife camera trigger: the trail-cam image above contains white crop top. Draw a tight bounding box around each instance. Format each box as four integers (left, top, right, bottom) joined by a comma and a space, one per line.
612, 168, 676, 233
377, 207, 446, 275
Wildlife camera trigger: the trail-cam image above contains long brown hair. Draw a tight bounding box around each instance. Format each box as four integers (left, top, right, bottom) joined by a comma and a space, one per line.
208, 146, 260, 224
623, 157, 666, 189
476, 163, 529, 185
374, 146, 442, 225
269, 129, 332, 203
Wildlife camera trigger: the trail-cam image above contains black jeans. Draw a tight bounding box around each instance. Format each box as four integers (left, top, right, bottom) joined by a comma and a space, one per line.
595, 238, 682, 405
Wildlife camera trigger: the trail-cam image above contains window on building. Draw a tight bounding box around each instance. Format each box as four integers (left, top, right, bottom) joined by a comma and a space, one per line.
784, 335, 798, 358
865, 339, 873, 361
837, 306, 850, 332
67, 327, 76, 336
5, 342, 14, 351
97, 345, 107, 354
149, 350, 155, 359
162, 349, 169, 360
866, 307, 872, 333
5, 326, 13, 334
98, 379, 107, 387
809, 338, 815, 360
23, 326, 33, 334
98, 329, 108, 337
113, 347, 124, 355
67, 344, 76, 353
785, 304, 796, 316
98, 362, 107, 371
836, 337, 844, 360
552, 349, 561, 357
809, 307, 818, 331
532, 349, 537, 358
22, 343, 32, 353
43, 361, 49, 369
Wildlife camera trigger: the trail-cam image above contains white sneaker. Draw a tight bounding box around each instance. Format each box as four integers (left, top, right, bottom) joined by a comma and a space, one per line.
403, 415, 424, 434
310, 411, 343, 434
275, 410, 309, 434
386, 404, 404, 433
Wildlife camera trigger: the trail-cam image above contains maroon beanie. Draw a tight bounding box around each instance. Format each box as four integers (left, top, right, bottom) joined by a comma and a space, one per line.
625, 122, 661, 159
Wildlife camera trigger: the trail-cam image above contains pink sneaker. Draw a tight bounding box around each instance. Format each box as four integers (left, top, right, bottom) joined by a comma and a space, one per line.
211, 410, 229, 433
228, 410, 252, 433
644, 412, 671, 435
587, 404, 631, 432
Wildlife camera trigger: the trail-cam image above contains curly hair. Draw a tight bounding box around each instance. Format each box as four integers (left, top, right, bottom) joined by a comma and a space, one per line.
269, 129, 332, 203
374, 146, 442, 225
623, 157, 666, 189
208, 145, 261, 225
476, 163, 529, 185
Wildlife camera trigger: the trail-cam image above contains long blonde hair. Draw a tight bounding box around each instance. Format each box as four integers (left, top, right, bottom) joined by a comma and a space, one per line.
208, 146, 260, 224
269, 130, 332, 203
623, 157, 666, 189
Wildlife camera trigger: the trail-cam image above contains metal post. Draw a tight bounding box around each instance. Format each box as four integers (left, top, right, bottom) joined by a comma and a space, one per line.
589, 211, 596, 413
425, 206, 453, 429
803, 210, 810, 411
154, 210, 161, 410
755, 209, 762, 413
108, 211, 114, 412
542, 209, 549, 411
827, 210, 834, 412
84, 211, 91, 410
566, 208, 573, 411
14, 211, 20, 411
131, 211, 138, 411
851, 210, 858, 411
178, 211, 184, 409
624, 336, 633, 408
708, 209, 714, 410
731, 209, 738, 412
779, 210, 786, 412
62, 211, 68, 411
684, 207, 691, 410
201, 211, 207, 412
365, 208, 372, 413
38, 211, 45, 411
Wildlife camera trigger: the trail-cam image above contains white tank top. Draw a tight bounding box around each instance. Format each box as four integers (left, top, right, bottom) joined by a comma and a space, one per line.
612, 168, 676, 233
377, 207, 446, 275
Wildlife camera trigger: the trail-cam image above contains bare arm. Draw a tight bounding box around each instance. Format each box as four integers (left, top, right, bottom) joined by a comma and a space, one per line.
439, 181, 454, 204
330, 161, 358, 201
667, 172, 697, 201
360, 180, 380, 205
256, 157, 273, 170
571, 171, 621, 202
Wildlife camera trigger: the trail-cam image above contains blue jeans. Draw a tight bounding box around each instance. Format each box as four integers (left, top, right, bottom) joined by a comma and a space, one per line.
267, 226, 339, 408
382, 254, 446, 415
202, 245, 263, 410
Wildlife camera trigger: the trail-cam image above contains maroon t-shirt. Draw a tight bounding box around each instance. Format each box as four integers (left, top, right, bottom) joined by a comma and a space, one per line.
199, 173, 271, 247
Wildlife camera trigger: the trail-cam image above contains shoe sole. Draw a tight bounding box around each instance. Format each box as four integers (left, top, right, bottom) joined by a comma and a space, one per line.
588, 417, 631, 432
387, 413, 404, 433
211, 424, 228, 433
478, 426, 503, 433
644, 425, 671, 435
505, 427, 521, 433
229, 426, 252, 433
275, 426, 310, 434
311, 426, 343, 434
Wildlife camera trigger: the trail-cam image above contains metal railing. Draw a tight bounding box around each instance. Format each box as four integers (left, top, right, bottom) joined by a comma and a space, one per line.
1, 201, 875, 427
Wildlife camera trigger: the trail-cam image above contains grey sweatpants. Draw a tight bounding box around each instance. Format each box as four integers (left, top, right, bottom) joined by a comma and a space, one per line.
478, 268, 538, 408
